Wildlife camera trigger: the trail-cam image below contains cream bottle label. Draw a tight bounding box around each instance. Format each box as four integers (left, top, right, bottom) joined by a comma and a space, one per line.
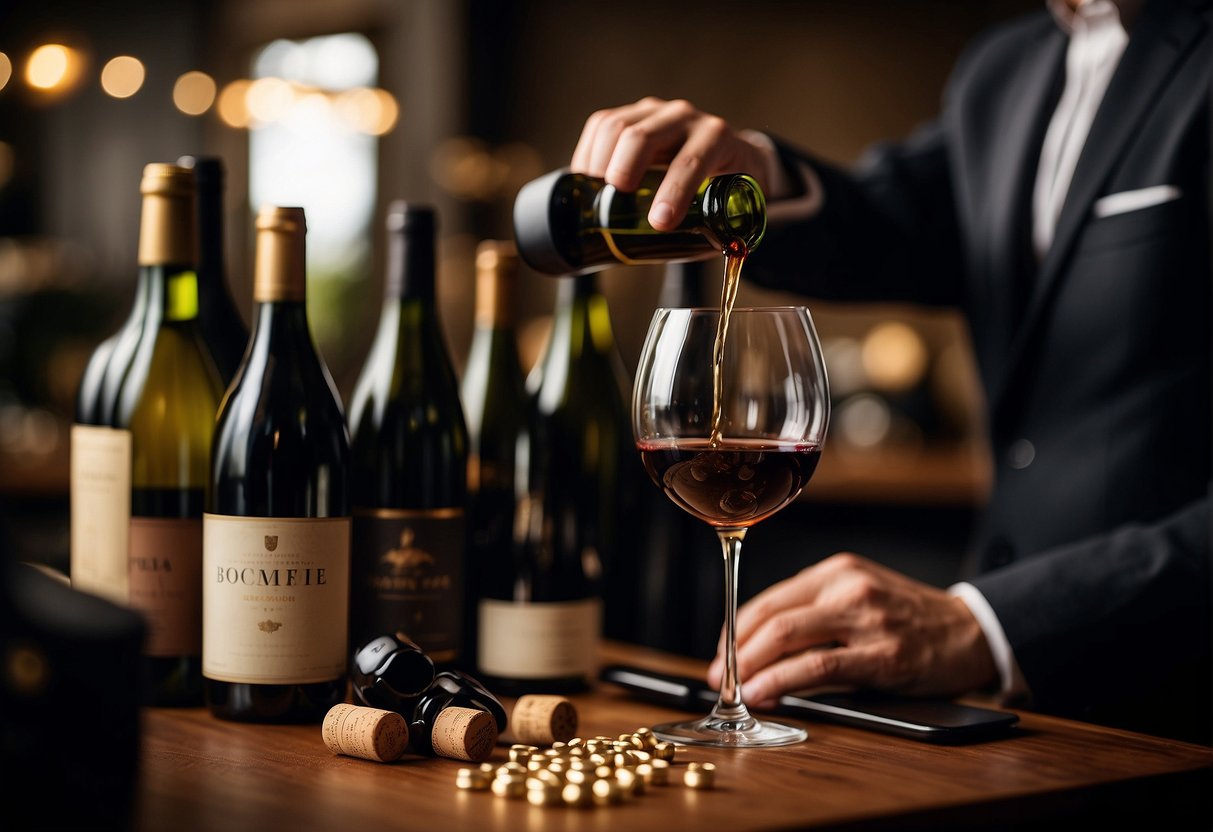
478, 598, 601, 679
69, 425, 132, 605
202, 514, 350, 684
130, 516, 202, 656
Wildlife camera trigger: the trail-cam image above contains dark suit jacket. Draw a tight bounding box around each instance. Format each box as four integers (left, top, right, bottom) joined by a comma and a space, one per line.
746, 0, 1211, 743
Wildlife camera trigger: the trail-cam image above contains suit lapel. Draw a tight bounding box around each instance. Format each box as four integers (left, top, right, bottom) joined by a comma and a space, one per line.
978, 24, 1065, 389
990, 0, 1208, 416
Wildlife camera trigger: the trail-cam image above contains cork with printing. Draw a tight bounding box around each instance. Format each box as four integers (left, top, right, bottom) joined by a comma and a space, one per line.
322, 703, 409, 763
431, 706, 498, 762
510, 695, 578, 745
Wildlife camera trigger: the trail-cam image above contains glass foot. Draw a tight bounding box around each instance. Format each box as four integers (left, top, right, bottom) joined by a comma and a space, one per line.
652, 713, 807, 748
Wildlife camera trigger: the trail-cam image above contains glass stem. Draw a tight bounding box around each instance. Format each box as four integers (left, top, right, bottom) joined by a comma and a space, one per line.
712, 528, 750, 724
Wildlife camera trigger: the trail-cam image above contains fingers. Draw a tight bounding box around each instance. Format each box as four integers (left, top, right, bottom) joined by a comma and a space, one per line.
568, 97, 755, 230
742, 644, 882, 706
570, 97, 665, 181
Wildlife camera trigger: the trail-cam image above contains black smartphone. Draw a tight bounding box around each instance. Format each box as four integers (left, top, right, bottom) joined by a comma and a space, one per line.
598, 664, 1019, 744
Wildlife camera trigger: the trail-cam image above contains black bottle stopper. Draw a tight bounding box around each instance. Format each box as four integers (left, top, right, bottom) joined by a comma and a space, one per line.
350, 633, 437, 711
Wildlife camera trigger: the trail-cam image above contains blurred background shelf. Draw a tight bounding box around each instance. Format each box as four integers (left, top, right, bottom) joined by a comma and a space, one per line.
807, 443, 991, 508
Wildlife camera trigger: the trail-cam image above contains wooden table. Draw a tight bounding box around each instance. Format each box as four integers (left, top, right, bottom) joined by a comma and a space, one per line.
134, 641, 1212, 831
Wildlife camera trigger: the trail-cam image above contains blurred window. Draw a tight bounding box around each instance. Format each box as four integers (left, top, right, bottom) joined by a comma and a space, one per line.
249, 32, 379, 280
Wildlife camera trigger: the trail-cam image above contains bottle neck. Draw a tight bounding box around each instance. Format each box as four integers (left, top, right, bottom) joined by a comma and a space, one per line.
196, 178, 225, 293
145, 264, 201, 324
553, 274, 615, 355
385, 226, 436, 301
474, 270, 516, 331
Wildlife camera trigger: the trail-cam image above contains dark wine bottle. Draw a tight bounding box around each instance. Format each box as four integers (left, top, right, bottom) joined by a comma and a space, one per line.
112, 163, 223, 707
347, 202, 469, 669
513, 167, 766, 276
204, 205, 351, 724
459, 239, 528, 676
634, 260, 721, 655
476, 274, 628, 694
177, 155, 249, 386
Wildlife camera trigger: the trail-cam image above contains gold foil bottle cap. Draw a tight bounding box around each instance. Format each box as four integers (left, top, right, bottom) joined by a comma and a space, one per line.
321, 703, 409, 763
509, 695, 578, 746
253, 205, 307, 302
138, 163, 196, 267
474, 239, 519, 329
431, 706, 498, 762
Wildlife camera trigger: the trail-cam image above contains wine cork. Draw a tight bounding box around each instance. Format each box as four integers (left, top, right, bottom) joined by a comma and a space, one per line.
322, 703, 409, 763
510, 695, 578, 745
431, 706, 498, 762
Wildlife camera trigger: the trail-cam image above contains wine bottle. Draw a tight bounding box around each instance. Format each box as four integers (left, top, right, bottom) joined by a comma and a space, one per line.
347, 202, 469, 668
477, 274, 628, 694
69, 167, 163, 605
110, 163, 223, 707
177, 154, 249, 385
204, 205, 351, 723
513, 167, 766, 276
635, 259, 721, 655
459, 239, 528, 675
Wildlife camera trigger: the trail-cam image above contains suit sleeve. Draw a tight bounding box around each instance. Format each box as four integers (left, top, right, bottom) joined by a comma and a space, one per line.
743, 124, 968, 311
968, 491, 1212, 738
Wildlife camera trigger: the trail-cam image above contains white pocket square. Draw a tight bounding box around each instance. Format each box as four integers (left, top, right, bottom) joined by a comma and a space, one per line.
1093, 185, 1181, 218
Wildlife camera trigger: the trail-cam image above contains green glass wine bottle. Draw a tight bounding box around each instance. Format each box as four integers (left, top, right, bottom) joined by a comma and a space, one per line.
513, 167, 766, 276
475, 273, 630, 694
113, 163, 224, 706
460, 239, 529, 677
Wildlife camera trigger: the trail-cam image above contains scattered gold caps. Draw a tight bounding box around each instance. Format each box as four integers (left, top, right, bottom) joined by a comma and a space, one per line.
592, 778, 623, 806
561, 782, 592, 808
491, 776, 526, 799
509, 743, 538, 763
452, 725, 700, 807
510, 695, 578, 745
527, 782, 563, 806
321, 703, 409, 763
455, 767, 491, 791
684, 761, 717, 790
654, 741, 676, 761
648, 758, 671, 785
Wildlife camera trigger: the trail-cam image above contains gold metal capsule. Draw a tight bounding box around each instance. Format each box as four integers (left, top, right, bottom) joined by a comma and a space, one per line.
527, 782, 563, 806
684, 761, 717, 790
492, 777, 526, 798
648, 758, 671, 785
592, 778, 623, 806
455, 767, 491, 791
561, 782, 592, 807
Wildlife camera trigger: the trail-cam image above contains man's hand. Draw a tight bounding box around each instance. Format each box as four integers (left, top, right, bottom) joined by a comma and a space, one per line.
708, 553, 998, 708
569, 96, 774, 231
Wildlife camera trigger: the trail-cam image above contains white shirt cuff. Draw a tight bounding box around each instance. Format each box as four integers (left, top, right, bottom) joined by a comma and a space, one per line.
948, 581, 1031, 704
739, 130, 824, 222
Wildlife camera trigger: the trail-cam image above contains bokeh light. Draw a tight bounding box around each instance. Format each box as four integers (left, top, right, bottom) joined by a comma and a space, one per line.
333, 86, 398, 136
26, 44, 81, 92
245, 76, 295, 124
173, 70, 217, 115
0, 53, 12, 92
100, 56, 145, 99
217, 79, 253, 128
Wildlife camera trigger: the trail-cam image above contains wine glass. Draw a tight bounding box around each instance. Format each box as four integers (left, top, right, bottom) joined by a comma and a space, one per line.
633, 306, 829, 747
